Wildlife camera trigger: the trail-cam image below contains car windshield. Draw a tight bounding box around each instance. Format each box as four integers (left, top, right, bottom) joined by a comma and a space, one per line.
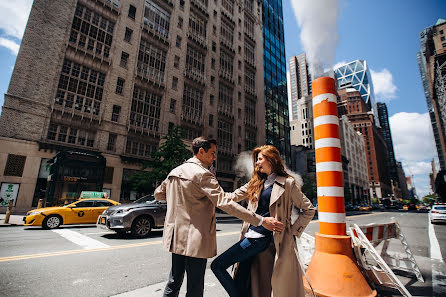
134, 195, 155, 204
433, 206, 446, 210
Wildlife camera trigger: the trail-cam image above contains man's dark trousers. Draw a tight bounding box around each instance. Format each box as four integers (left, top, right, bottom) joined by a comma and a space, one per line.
163, 253, 207, 297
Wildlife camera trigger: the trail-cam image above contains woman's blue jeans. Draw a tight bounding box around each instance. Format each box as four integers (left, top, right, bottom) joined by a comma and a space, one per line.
211, 236, 272, 297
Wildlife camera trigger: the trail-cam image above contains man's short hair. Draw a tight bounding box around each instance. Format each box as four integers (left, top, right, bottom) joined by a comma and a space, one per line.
192, 136, 217, 155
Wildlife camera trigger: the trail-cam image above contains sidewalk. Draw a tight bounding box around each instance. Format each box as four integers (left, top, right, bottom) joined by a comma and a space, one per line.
0, 214, 24, 227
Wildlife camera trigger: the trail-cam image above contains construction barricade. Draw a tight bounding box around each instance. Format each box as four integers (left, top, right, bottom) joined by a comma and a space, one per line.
349, 219, 424, 297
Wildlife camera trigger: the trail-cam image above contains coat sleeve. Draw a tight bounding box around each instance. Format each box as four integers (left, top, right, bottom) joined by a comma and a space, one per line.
199, 172, 262, 226
227, 182, 250, 203
289, 179, 315, 237
154, 178, 167, 201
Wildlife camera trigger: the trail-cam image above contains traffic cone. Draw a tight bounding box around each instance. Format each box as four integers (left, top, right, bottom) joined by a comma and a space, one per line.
303, 76, 376, 297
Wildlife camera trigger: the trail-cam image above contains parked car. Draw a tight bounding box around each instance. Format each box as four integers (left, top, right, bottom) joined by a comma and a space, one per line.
97, 195, 167, 238
359, 205, 372, 211
429, 204, 446, 224
23, 198, 120, 229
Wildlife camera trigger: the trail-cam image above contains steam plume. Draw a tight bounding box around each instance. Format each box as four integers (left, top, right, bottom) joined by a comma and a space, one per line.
234, 151, 303, 187
290, 0, 340, 79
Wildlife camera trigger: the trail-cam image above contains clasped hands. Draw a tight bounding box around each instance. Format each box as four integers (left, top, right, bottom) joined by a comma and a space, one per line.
262, 217, 285, 233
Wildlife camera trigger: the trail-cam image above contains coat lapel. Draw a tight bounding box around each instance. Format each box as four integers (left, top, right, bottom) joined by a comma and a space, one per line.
270, 176, 286, 206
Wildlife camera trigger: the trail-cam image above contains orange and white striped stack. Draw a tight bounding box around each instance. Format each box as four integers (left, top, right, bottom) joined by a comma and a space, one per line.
312, 76, 346, 236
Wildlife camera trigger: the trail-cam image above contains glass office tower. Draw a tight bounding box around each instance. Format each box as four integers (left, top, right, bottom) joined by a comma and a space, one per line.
262, 0, 290, 164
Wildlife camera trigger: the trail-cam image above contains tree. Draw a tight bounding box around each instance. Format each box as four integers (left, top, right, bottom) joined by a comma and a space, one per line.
129, 126, 191, 192
423, 194, 438, 205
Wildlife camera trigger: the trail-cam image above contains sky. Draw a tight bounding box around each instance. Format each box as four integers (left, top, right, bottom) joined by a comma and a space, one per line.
0, 0, 445, 198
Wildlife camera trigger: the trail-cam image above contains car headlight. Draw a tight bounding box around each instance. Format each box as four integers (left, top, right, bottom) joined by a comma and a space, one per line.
114, 209, 132, 214
28, 211, 43, 216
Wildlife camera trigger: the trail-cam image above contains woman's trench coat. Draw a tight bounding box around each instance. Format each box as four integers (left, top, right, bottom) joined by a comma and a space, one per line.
230, 175, 315, 297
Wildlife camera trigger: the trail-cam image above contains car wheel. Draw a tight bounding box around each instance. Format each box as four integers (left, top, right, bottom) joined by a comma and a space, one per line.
131, 216, 152, 238
42, 215, 62, 229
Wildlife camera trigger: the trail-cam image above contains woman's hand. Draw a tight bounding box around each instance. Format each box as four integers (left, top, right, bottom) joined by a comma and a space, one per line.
262, 217, 285, 232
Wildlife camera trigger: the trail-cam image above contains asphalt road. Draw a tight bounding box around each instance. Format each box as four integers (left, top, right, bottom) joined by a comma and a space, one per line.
0, 211, 445, 297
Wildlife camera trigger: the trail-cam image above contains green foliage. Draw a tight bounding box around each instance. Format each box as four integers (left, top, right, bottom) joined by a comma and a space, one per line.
423, 193, 438, 205
129, 126, 191, 192
371, 197, 379, 204
301, 174, 317, 204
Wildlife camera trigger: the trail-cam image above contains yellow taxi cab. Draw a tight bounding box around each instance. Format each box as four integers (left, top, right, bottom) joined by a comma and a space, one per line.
23, 198, 120, 229
359, 205, 372, 211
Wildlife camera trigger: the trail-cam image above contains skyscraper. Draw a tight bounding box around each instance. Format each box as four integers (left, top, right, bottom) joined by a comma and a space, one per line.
417, 18, 446, 170
377, 102, 398, 189
334, 60, 378, 126
262, 0, 291, 164
0, 0, 265, 211
289, 53, 312, 120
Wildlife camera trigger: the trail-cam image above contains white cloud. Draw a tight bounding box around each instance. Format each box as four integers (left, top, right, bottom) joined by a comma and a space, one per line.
370, 68, 397, 101
389, 112, 436, 197
0, 37, 19, 55
0, 1, 33, 40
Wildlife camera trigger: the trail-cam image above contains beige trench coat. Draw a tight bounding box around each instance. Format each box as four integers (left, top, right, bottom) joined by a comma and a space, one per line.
230, 175, 315, 297
154, 157, 262, 259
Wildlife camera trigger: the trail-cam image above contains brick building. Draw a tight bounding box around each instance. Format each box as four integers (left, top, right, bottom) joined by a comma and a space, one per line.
0, 0, 265, 212
337, 88, 392, 198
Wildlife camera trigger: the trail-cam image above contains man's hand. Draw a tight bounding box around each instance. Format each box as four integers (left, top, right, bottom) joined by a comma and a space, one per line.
262, 217, 285, 232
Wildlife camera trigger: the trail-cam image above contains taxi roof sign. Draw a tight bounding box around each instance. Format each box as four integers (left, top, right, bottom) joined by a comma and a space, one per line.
80, 191, 106, 198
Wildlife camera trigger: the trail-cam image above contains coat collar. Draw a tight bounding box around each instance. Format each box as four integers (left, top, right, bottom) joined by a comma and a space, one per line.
186, 157, 208, 170
269, 175, 287, 206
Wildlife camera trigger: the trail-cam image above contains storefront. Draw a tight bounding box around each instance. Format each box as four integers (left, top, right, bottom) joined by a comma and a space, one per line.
46, 151, 106, 206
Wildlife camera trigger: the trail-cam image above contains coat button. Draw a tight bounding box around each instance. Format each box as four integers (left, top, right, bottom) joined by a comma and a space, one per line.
278, 203, 281, 207
278, 217, 282, 221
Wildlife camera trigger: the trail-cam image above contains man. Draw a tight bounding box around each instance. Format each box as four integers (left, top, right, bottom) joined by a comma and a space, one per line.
155, 136, 283, 297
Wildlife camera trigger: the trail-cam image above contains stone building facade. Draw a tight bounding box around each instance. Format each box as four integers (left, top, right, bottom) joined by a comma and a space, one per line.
0, 0, 265, 212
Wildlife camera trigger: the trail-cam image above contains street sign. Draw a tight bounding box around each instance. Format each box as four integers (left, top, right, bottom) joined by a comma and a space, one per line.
0, 183, 19, 206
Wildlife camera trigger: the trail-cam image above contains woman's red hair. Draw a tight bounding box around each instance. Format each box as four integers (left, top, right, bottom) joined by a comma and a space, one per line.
246, 145, 289, 202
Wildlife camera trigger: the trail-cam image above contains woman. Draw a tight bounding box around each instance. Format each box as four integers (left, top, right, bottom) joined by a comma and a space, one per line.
211, 145, 315, 297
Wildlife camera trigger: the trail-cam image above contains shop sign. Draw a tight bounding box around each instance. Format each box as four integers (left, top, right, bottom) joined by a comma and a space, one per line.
0, 183, 20, 206
80, 191, 105, 198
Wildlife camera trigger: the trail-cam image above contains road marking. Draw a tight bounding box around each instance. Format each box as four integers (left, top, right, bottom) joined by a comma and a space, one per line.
0, 231, 240, 262
52, 229, 110, 249
429, 217, 446, 296
428, 218, 443, 260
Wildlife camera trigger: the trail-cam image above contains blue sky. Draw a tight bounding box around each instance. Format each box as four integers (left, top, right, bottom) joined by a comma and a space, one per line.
0, 0, 445, 197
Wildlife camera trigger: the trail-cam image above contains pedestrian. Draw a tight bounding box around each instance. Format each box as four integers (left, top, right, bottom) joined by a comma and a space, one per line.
154, 137, 283, 297
211, 145, 315, 297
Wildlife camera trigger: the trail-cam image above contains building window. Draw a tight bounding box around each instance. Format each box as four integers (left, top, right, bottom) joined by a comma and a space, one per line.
116, 78, 125, 94
107, 134, 117, 151
130, 86, 162, 132
211, 58, 215, 69
209, 114, 214, 126
245, 98, 256, 127
176, 36, 182, 47
128, 5, 136, 19
244, 42, 255, 65
218, 119, 233, 153
55, 59, 105, 115
126, 139, 157, 157
120, 51, 129, 68
222, 0, 234, 14
137, 39, 167, 84
143, 0, 170, 38
47, 122, 95, 147
186, 45, 205, 81
182, 84, 203, 125
172, 76, 178, 90
124, 27, 132, 42
189, 11, 207, 43
210, 94, 214, 105
174, 55, 180, 68
178, 16, 183, 28
238, 108, 241, 119
218, 82, 233, 116
244, 15, 254, 39
69, 3, 114, 59
104, 167, 114, 184
220, 20, 234, 48
245, 67, 255, 94
211, 76, 215, 86
170, 99, 176, 113
238, 125, 241, 137
111, 105, 121, 122
3, 154, 26, 177
212, 41, 216, 52
220, 50, 234, 77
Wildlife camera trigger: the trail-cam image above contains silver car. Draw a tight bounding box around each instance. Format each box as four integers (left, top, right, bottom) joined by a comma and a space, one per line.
429, 204, 446, 224
97, 195, 166, 238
